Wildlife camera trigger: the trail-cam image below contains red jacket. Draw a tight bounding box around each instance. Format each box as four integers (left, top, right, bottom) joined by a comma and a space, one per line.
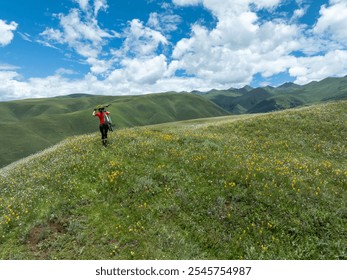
94, 111, 109, 124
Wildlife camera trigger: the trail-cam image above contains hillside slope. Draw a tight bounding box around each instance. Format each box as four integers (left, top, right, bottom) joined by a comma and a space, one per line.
1, 100, 346, 259
0, 93, 228, 167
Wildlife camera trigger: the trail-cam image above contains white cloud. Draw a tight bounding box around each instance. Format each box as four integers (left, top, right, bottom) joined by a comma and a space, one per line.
0, 71, 94, 101
172, 0, 201, 6
119, 19, 168, 58
40, 1, 170, 80
170, 0, 303, 86
314, 0, 347, 43
55, 68, 78, 76
40, 2, 115, 75
0, 19, 18, 47
173, 0, 282, 15
169, 0, 347, 88
73, 0, 89, 11
329, 0, 347, 4
291, 6, 307, 22
94, 0, 108, 17
294, 8, 305, 18
0, 71, 29, 100
6, 1, 173, 100
0, 70, 19, 81
59, 9, 113, 47
18, 32, 33, 42
73, 0, 108, 16
147, 12, 182, 33
108, 55, 168, 85
87, 57, 112, 74
254, 0, 282, 9
40, 28, 64, 43
0, 63, 20, 71
290, 50, 347, 84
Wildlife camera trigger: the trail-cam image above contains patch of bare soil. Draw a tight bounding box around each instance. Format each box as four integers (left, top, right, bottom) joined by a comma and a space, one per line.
27, 219, 67, 259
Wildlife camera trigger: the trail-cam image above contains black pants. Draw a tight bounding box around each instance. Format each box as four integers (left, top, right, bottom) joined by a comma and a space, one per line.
99, 123, 109, 141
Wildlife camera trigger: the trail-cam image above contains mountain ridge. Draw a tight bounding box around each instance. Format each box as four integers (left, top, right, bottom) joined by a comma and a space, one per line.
200, 75, 347, 114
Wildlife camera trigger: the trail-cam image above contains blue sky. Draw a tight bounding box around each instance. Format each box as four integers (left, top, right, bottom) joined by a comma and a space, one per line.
0, 0, 346, 100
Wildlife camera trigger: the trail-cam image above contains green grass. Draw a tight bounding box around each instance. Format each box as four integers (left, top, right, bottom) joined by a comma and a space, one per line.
0, 100, 346, 259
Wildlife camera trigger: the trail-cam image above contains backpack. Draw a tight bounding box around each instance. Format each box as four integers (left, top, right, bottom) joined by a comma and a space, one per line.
104, 112, 114, 131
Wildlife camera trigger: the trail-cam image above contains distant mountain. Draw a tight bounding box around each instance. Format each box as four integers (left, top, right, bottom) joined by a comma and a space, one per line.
201, 76, 347, 114
277, 82, 301, 89
0, 93, 229, 167
236, 85, 254, 93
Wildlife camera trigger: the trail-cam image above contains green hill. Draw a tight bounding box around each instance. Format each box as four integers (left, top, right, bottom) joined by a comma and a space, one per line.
203, 76, 347, 114
0, 100, 346, 259
0, 93, 228, 168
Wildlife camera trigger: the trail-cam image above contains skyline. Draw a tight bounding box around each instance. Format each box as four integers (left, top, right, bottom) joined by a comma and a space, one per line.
0, 0, 347, 101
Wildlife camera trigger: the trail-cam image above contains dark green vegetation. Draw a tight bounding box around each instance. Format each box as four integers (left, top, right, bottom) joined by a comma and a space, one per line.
0, 93, 227, 167
1, 100, 346, 259
202, 76, 347, 114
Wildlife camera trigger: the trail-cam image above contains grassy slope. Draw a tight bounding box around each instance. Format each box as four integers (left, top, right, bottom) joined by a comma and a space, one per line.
0, 101, 346, 260
205, 87, 301, 114
0, 93, 228, 167
300, 77, 347, 102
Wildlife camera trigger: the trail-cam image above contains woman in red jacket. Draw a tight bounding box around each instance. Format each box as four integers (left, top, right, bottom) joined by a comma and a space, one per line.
93, 105, 110, 146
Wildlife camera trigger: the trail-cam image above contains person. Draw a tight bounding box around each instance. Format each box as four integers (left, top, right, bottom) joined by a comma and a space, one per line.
93, 105, 110, 146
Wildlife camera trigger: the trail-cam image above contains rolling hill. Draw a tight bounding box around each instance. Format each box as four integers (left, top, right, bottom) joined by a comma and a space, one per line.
201, 75, 347, 114
0, 100, 346, 259
0, 93, 228, 168
2, 75, 347, 168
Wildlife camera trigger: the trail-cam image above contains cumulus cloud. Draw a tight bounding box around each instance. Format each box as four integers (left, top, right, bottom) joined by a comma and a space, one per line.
173, 0, 282, 13
73, 0, 108, 16
94, 0, 108, 16
41, 8, 113, 50
119, 19, 168, 58
289, 50, 347, 84
292, 7, 306, 20
39, 0, 170, 81
169, 0, 347, 87
170, 0, 303, 86
0, 19, 18, 47
8, 0, 174, 100
107, 55, 168, 85
105, 15, 174, 86
314, 0, 347, 43
40, 1, 115, 75
0, 71, 106, 101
